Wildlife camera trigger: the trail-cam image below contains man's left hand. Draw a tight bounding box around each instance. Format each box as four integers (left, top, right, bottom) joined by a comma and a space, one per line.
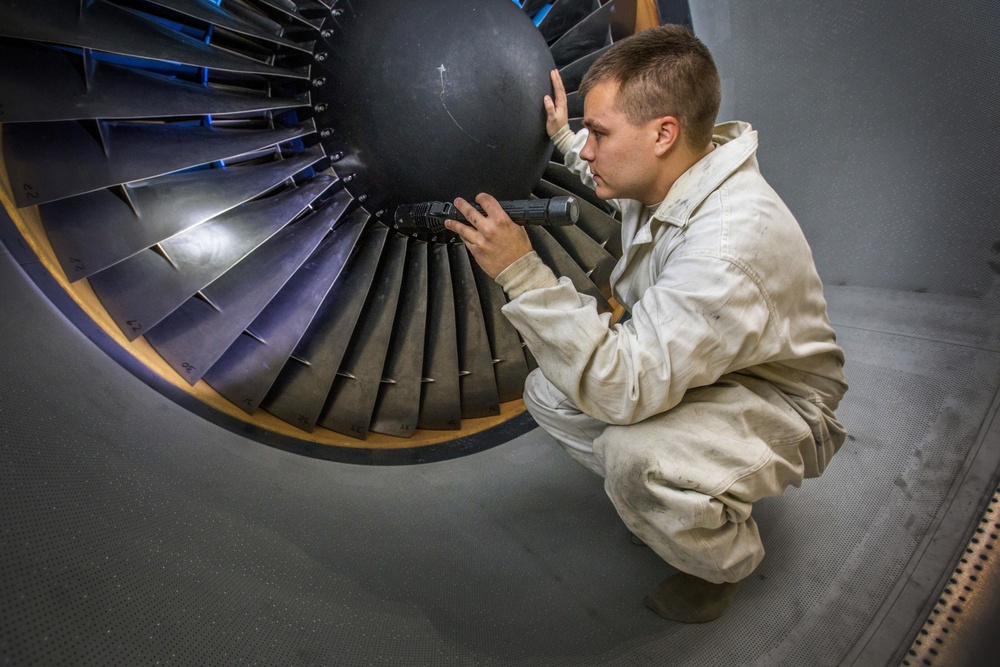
445, 194, 533, 279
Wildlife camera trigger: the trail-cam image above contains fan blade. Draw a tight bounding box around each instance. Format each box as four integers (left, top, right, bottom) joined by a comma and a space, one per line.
143, 195, 338, 384
0, 0, 307, 79
251, 0, 324, 29
369, 239, 428, 438
449, 244, 501, 419
566, 90, 584, 119
417, 242, 462, 431
224, 0, 286, 36
537, 0, 596, 43
88, 174, 334, 340
41, 148, 324, 280
0, 39, 307, 123
3, 118, 315, 207
469, 260, 528, 403
520, 1, 551, 16
549, 1, 614, 68
609, 0, 637, 41
527, 226, 612, 314
202, 198, 363, 413
545, 223, 617, 300
140, 0, 312, 53
535, 178, 622, 258
318, 233, 408, 439
261, 222, 386, 432
543, 160, 614, 214
557, 43, 611, 93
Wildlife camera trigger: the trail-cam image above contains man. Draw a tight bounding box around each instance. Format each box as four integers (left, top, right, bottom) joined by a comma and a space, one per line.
445, 25, 847, 623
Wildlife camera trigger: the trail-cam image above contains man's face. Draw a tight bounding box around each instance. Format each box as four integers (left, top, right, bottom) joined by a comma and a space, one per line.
579, 80, 662, 204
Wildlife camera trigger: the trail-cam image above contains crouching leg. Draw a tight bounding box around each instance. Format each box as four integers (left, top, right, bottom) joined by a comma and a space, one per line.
597, 375, 816, 621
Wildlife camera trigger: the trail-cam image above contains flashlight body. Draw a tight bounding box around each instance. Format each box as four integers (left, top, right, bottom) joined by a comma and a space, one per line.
393, 196, 579, 234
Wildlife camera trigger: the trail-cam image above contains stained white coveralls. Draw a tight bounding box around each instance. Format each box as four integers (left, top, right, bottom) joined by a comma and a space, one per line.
495, 121, 848, 584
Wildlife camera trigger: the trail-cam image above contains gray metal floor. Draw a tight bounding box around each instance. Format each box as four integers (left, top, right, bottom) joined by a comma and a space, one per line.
2, 230, 999, 666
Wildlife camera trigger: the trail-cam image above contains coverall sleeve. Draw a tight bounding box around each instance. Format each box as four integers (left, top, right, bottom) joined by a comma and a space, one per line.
500, 252, 773, 425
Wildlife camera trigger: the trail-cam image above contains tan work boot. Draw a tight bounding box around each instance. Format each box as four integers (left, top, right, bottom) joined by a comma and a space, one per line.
644, 571, 742, 623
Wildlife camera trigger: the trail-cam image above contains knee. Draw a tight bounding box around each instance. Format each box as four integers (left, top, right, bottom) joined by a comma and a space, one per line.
522, 368, 558, 418
603, 447, 660, 514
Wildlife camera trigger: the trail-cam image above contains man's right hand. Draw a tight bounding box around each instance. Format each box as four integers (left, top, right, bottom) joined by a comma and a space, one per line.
543, 69, 569, 138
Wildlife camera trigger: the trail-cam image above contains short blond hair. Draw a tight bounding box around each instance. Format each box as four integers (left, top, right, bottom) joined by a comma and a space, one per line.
580, 25, 721, 149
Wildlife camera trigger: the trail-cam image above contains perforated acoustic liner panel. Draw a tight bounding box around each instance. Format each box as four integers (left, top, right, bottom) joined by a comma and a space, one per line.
902, 490, 1000, 667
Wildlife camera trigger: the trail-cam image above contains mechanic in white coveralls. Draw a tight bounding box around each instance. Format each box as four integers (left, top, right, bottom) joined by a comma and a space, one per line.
445, 25, 847, 623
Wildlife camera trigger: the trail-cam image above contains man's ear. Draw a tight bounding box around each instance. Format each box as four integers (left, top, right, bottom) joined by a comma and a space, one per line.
653, 116, 681, 157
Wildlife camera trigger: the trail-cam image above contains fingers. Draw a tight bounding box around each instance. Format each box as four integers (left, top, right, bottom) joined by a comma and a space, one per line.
452, 196, 482, 226
444, 217, 475, 246
550, 68, 566, 105
448, 194, 533, 278
545, 69, 569, 136
475, 192, 506, 221
445, 197, 481, 245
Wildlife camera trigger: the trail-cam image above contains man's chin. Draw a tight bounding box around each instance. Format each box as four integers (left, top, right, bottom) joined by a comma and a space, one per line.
593, 181, 614, 200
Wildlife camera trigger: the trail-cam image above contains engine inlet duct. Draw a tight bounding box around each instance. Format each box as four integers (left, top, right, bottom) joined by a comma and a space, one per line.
0, 0, 665, 461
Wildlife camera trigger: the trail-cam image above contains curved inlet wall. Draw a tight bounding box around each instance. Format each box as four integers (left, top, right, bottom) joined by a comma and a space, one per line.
2, 1, 1000, 665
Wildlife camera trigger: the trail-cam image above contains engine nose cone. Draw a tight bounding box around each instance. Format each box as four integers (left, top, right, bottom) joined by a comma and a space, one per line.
312, 0, 556, 221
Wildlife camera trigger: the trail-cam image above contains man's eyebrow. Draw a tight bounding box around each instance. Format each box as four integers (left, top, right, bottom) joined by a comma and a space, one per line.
583, 119, 608, 133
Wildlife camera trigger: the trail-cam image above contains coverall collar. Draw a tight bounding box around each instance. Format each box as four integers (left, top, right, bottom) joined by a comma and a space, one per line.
649, 121, 759, 229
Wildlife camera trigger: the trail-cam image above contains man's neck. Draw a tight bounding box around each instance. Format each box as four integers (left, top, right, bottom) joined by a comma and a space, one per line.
642, 142, 716, 207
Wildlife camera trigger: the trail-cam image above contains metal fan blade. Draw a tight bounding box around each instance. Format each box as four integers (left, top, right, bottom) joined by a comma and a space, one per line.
417, 242, 462, 431
558, 43, 611, 93
369, 239, 428, 438
449, 244, 501, 419
292, 0, 332, 22
0, 39, 307, 123
143, 196, 337, 384
520, 0, 551, 16
88, 174, 334, 340
140, 0, 312, 53
42, 148, 324, 280
251, 0, 324, 29
0, 0, 307, 80
318, 233, 408, 439
566, 90, 584, 119
527, 226, 612, 314
545, 223, 617, 300
535, 178, 622, 258
224, 0, 286, 36
543, 161, 615, 214
3, 118, 315, 207
469, 260, 528, 403
549, 1, 614, 68
202, 198, 363, 413
537, 0, 596, 43
609, 0, 638, 41
261, 222, 386, 432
